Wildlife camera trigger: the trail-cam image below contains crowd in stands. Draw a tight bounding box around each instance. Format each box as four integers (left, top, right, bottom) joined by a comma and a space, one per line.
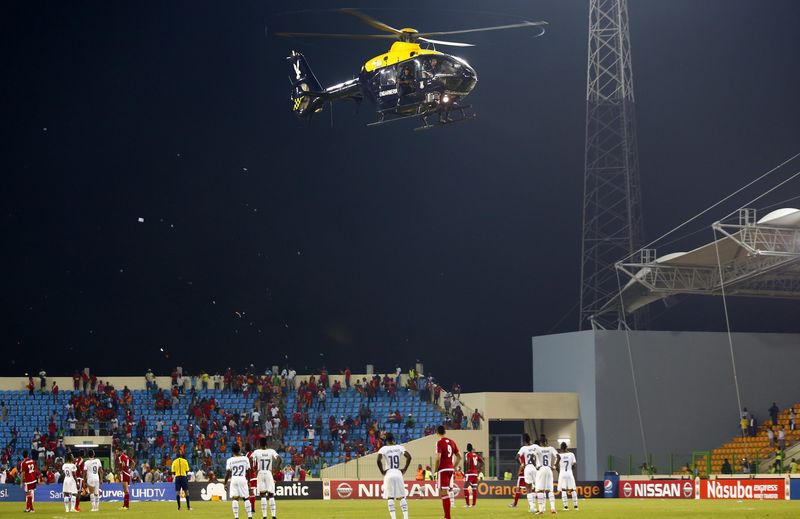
1, 365, 480, 485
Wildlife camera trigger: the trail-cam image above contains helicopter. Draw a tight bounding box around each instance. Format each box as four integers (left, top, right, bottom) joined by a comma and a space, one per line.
277, 9, 547, 130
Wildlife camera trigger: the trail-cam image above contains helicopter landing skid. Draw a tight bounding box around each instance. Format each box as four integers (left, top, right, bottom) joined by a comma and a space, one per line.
367, 103, 475, 130
414, 105, 476, 131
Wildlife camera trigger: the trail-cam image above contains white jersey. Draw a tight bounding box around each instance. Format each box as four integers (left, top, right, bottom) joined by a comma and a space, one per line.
226, 455, 251, 479
84, 459, 102, 482
378, 444, 407, 473
537, 446, 559, 471
558, 452, 576, 474
517, 445, 540, 467
62, 463, 78, 481
251, 449, 279, 474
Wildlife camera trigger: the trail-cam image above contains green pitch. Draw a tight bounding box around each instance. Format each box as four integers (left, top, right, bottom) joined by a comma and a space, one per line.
1, 499, 798, 518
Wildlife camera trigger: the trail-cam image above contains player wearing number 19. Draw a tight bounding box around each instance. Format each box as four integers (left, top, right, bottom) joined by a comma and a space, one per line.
377, 433, 412, 519
226, 444, 254, 519
252, 437, 282, 519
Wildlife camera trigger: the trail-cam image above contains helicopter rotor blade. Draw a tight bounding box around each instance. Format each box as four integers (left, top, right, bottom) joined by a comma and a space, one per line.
419, 37, 474, 47
275, 31, 396, 40
338, 8, 402, 35
417, 20, 548, 38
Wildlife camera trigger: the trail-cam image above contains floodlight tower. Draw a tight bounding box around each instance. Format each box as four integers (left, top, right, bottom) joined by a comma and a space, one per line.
579, 0, 645, 329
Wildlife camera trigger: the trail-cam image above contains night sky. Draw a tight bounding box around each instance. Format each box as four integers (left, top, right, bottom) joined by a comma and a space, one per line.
4, 1, 800, 387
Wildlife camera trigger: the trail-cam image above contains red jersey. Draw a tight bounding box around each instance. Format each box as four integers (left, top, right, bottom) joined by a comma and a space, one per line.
20, 458, 37, 483
74, 457, 84, 478
117, 453, 130, 475
436, 437, 459, 470
465, 452, 483, 474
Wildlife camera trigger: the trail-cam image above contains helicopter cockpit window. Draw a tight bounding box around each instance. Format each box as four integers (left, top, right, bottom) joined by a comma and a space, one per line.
421, 55, 457, 77
379, 67, 396, 87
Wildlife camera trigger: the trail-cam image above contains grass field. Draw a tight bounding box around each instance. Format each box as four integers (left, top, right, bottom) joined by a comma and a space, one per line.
1, 499, 798, 519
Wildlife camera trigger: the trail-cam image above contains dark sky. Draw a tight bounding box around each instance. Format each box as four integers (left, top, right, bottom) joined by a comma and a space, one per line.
4, 0, 800, 388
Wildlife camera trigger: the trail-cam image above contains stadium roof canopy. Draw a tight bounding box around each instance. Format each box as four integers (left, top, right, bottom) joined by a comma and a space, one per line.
592, 208, 800, 326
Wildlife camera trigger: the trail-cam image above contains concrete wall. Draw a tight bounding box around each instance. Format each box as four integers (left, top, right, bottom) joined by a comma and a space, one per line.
531, 331, 597, 480
459, 392, 578, 421
320, 429, 486, 480
532, 330, 800, 480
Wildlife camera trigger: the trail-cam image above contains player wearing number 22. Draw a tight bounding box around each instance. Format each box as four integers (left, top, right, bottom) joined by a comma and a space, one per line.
226, 444, 254, 519
251, 437, 282, 519
377, 433, 412, 519
434, 425, 461, 519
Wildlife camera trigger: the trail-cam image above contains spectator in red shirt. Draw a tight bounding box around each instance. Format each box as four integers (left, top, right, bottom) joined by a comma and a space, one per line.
51, 381, 59, 403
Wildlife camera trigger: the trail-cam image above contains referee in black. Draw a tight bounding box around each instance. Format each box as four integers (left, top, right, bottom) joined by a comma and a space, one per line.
171, 454, 191, 510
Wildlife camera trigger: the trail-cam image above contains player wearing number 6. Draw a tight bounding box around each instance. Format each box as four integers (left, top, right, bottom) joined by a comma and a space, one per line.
226, 444, 254, 519
377, 433, 412, 519
252, 437, 282, 519
534, 440, 559, 515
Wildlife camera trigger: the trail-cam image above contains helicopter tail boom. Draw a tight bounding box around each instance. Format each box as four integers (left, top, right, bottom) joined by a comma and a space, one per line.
288, 51, 325, 119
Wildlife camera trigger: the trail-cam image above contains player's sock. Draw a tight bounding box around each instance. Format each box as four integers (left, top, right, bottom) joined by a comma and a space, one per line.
513, 489, 521, 506
562, 491, 569, 509
232, 500, 239, 519
95, 492, 100, 510
244, 498, 253, 518
549, 492, 556, 511
250, 495, 256, 513
261, 497, 267, 518
399, 498, 408, 519
571, 490, 578, 509
526, 492, 535, 512
70, 495, 77, 511
64, 496, 70, 512
269, 497, 276, 518
472, 487, 477, 506
465, 487, 471, 506
124, 492, 129, 508
176, 493, 181, 510
387, 499, 397, 519
186, 491, 192, 511
537, 492, 545, 513
442, 495, 451, 519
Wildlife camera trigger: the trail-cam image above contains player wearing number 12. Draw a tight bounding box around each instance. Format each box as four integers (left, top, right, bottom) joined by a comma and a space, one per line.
226, 444, 254, 519
377, 433, 412, 519
252, 437, 282, 519
434, 425, 461, 519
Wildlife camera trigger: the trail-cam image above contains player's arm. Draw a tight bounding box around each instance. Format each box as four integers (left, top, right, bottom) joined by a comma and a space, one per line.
478, 455, 485, 472
224, 469, 231, 487
98, 466, 104, 487
453, 450, 462, 470
377, 456, 386, 476
434, 448, 442, 473
275, 454, 282, 471
401, 451, 412, 474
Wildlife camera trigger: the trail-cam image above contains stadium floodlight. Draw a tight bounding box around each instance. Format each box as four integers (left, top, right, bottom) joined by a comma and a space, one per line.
557, 438, 571, 446
75, 443, 99, 449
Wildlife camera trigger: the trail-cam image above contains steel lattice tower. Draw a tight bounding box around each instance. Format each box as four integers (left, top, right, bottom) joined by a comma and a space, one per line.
579, 0, 645, 329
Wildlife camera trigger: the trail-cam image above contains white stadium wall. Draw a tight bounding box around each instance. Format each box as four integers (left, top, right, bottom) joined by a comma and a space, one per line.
532, 330, 800, 480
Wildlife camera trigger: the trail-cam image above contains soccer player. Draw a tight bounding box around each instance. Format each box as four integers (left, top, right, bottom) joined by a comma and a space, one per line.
115, 446, 132, 509
62, 453, 79, 512
73, 450, 85, 512
557, 443, 578, 511
171, 453, 191, 510
434, 425, 461, 519
508, 460, 526, 508
20, 450, 38, 513
225, 443, 253, 519
463, 444, 483, 508
516, 435, 539, 514
535, 440, 559, 515
245, 443, 257, 514
83, 450, 104, 512
252, 437, 281, 519
376, 433, 412, 519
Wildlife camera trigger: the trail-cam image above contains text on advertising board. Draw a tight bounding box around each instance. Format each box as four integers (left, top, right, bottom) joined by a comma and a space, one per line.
619, 480, 694, 499
700, 479, 785, 500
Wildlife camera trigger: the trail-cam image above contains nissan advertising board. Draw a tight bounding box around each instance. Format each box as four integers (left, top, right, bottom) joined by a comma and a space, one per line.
618, 480, 695, 499
324, 480, 603, 500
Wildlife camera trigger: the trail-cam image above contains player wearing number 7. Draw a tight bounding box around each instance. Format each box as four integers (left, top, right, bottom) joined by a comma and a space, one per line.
377, 433, 412, 519
252, 437, 282, 519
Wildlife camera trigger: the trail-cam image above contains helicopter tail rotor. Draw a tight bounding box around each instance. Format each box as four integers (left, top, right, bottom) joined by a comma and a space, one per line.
287, 51, 326, 119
